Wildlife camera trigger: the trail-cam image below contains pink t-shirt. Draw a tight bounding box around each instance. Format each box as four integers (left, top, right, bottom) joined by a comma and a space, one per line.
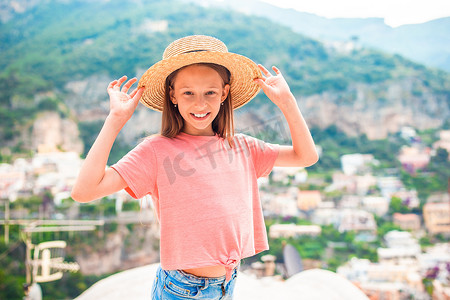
111, 132, 279, 281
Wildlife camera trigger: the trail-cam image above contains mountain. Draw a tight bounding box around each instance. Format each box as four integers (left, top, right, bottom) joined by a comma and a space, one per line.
0, 0, 449, 160
187, 0, 450, 72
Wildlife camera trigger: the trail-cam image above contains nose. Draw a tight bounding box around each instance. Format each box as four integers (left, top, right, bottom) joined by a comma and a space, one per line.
194, 94, 207, 109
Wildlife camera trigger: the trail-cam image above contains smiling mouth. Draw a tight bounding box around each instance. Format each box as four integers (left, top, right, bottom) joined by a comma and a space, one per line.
191, 112, 210, 119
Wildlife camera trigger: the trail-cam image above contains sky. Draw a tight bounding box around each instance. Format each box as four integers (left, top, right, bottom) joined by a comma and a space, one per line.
260, 0, 450, 27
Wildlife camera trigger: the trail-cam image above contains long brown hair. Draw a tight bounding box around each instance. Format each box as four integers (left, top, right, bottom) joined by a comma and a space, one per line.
161, 63, 235, 146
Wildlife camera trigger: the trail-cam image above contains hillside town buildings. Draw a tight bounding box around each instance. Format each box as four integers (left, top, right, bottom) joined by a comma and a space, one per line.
269, 224, 322, 239
361, 196, 390, 216
1, 146, 449, 299
398, 146, 431, 173
341, 153, 378, 176
0, 151, 83, 203
433, 130, 450, 158
393, 213, 421, 231
338, 241, 450, 299
297, 190, 322, 211
423, 200, 450, 235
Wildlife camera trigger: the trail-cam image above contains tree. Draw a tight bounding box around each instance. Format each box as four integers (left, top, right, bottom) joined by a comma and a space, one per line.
432, 148, 449, 164
388, 196, 410, 215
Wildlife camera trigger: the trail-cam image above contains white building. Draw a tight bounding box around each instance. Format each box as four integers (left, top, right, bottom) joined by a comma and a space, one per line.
418, 243, 450, 284
271, 166, 307, 185
271, 193, 299, 217
338, 195, 361, 209
327, 173, 376, 196
312, 208, 377, 237
341, 153, 377, 175
0, 163, 24, 201
0, 159, 34, 202
384, 231, 419, 249
338, 257, 425, 298
377, 176, 404, 200
337, 209, 377, 234
378, 231, 421, 264
338, 257, 421, 284
261, 187, 300, 217
361, 196, 390, 216
0, 151, 84, 202
269, 224, 322, 239
400, 126, 417, 141
355, 174, 378, 196
311, 208, 340, 226
32, 151, 83, 195
391, 189, 420, 208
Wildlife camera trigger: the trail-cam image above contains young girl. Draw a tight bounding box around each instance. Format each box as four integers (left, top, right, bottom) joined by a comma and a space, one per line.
72, 35, 318, 299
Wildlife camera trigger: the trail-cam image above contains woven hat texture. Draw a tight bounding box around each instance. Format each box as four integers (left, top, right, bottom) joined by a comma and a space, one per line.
138, 35, 261, 111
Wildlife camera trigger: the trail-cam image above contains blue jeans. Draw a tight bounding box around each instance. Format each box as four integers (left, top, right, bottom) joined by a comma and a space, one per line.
151, 264, 239, 299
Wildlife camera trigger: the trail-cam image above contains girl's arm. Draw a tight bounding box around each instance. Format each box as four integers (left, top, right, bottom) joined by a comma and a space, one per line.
71, 76, 144, 203
254, 65, 318, 167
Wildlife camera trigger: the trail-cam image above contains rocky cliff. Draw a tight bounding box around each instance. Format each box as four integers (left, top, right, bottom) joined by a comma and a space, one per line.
62, 74, 448, 146
70, 222, 160, 275
299, 79, 448, 140
32, 111, 84, 154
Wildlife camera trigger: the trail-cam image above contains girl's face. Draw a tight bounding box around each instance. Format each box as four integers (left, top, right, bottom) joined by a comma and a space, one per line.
170, 64, 230, 136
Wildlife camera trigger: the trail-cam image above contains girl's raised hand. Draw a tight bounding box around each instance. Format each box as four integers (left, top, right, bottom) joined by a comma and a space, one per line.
107, 76, 144, 124
254, 65, 294, 109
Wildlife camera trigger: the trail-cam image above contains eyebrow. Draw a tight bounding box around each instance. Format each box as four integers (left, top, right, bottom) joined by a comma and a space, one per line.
178, 86, 221, 89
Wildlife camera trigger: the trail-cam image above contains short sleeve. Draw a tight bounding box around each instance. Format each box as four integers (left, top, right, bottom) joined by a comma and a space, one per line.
110, 138, 157, 199
236, 134, 280, 178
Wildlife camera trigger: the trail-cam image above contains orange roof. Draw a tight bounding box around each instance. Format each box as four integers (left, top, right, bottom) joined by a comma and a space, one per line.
393, 213, 420, 221
299, 190, 322, 199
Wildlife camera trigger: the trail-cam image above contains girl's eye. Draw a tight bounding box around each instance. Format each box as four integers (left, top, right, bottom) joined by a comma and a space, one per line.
184, 91, 193, 95
206, 91, 216, 95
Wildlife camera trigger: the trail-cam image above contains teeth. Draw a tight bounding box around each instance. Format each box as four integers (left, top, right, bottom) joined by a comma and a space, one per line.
193, 113, 208, 118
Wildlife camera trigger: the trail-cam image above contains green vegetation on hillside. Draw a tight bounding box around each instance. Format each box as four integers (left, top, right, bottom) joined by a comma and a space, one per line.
1, 0, 449, 154
309, 125, 404, 171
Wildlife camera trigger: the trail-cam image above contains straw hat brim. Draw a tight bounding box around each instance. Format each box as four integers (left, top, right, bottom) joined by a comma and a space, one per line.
138, 51, 262, 112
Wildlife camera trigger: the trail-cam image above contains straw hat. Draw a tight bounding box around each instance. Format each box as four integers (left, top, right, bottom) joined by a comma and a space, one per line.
138, 35, 261, 112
